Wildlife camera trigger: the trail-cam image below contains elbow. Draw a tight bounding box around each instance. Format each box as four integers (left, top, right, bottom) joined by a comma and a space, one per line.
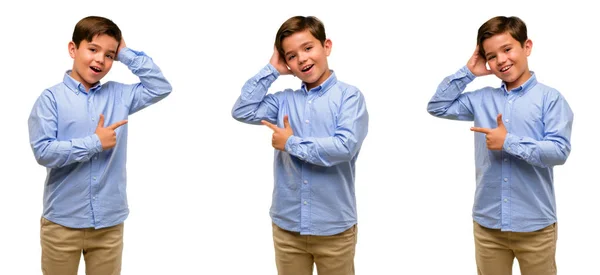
34, 153, 59, 169
426, 103, 444, 117
160, 83, 173, 97
231, 108, 246, 122
32, 143, 61, 169
554, 150, 570, 166
328, 138, 358, 166
231, 107, 257, 124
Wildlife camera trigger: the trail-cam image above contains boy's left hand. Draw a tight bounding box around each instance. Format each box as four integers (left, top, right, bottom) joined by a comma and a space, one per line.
470, 114, 507, 151
261, 115, 294, 151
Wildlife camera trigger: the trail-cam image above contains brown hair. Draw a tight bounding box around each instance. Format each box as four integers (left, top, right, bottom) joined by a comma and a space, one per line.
477, 16, 527, 58
274, 16, 326, 57
72, 16, 121, 48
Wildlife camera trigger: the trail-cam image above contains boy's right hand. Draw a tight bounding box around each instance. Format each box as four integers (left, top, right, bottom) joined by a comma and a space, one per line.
467, 46, 492, 77
270, 47, 292, 75
95, 114, 128, 150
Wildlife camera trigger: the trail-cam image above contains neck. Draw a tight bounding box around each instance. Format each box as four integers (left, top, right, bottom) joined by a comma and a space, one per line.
506, 70, 532, 92
306, 69, 332, 91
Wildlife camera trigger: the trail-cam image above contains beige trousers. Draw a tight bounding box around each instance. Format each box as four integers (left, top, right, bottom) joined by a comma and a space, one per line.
40, 217, 124, 275
272, 223, 357, 275
474, 221, 557, 275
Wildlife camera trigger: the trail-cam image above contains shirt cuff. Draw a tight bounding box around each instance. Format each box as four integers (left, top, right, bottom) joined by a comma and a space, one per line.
503, 133, 519, 156
117, 47, 147, 64
460, 65, 477, 81
90, 134, 103, 153
266, 63, 281, 78
285, 135, 301, 156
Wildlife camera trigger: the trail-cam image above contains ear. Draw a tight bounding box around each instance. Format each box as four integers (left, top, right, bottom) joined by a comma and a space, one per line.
68, 41, 76, 59
524, 39, 533, 57
324, 39, 332, 57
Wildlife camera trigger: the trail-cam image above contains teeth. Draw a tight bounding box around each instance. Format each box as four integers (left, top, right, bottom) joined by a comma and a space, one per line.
500, 65, 511, 72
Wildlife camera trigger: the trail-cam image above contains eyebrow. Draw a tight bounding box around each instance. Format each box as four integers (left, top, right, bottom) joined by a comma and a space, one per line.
88, 43, 117, 54
284, 41, 314, 57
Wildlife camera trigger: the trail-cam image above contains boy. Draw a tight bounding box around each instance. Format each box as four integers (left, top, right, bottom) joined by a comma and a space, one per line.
427, 16, 573, 275
28, 16, 172, 275
232, 16, 368, 275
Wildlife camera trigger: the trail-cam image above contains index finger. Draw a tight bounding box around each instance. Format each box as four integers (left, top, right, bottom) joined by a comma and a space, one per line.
470, 127, 491, 134
261, 120, 278, 131
108, 120, 128, 130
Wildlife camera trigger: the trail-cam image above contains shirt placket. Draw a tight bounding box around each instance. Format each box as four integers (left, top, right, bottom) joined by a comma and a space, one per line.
500, 92, 515, 230
87, 90, 100, 226
300, 91, 314, 233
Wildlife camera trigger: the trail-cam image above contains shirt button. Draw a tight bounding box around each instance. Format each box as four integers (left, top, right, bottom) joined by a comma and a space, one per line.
505, 119, 509, 123
504, 198, 508, 203
303, 180, 308, 184
93, 176, 97, 180
504, 158, 508, 162
308, 100, 312, 104
305, 120, 310, 124
93, 196, 96, 200
508, 100, 513, 104
503, 178, 508, 182
94, 157, 98, 160
303, 201, 307, 205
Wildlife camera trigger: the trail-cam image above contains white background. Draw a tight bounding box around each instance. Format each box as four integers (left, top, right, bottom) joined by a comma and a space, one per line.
1, 0, 597, 274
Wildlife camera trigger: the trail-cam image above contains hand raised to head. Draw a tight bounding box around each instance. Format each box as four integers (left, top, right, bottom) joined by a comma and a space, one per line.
270, 46, 293, 75
467, 46, 492, 77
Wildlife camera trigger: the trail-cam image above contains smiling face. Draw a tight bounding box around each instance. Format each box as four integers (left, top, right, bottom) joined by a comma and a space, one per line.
68, 34, 119, 91
282, 29, 332, 91
482, 32, 532, 91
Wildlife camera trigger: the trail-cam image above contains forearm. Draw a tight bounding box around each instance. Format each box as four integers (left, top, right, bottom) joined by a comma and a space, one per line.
285, 135, 362, 167
231, 63, 280, 124
31, 135, 102, 168
427, 66, 475, 120
504, 133, 571, 168
119, 47, 172, 113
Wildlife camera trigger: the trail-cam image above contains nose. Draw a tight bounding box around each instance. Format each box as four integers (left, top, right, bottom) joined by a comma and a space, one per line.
297, 52, 308, 64
94, 52, 105, 64
497, 53, 507, 64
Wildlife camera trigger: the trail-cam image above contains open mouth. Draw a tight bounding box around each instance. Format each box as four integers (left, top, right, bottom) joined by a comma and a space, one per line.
301, 64, 314, 73
90, 66, 102, 73
499, 65, 512, 73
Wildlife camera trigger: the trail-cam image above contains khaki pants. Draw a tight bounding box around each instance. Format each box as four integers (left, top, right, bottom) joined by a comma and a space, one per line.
474, 221, 557, 275
272, 223, 357, 275
40, 217, 124, 275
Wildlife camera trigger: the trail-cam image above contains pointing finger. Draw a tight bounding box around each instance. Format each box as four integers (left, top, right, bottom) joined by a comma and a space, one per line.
107, 120, 128, 130
261, 120, 278, 131
470, 127, 491, 134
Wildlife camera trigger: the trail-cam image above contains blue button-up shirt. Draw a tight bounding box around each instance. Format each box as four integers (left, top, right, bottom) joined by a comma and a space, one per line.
28, 47, 172, 229
232, 64, 369, 235
427, 66, 573, 232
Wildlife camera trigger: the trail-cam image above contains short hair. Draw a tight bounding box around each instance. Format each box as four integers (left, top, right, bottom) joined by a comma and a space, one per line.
477, 16, 528, 58
275, 16, 326, 57
72, 16, 122, 48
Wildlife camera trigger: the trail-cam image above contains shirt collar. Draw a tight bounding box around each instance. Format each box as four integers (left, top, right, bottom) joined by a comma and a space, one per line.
300, 70, 337, 96
63, 70, 102, 95
501, 71, 537, 94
